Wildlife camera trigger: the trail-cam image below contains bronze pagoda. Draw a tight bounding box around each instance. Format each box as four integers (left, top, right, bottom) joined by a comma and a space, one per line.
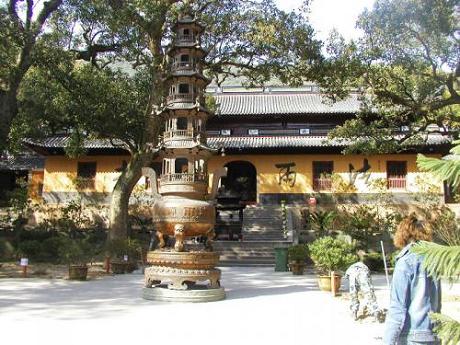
142, 14, 225, 302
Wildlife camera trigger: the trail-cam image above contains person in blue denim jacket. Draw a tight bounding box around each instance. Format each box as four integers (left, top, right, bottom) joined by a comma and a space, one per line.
383, 214, 441, 345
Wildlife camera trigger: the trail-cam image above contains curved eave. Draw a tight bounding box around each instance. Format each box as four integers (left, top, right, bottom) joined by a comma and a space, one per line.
163, 103, 212, 115
165, 72, 211, 84
172, 20, 205, 33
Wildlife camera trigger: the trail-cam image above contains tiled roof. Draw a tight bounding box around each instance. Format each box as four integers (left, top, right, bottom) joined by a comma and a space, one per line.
24, 137, 126, 149
0, 154, 45, 171
25, 133, 451, 152
215, 92, 361, 116
207, 134, 452, 149
207, 136, 342, 148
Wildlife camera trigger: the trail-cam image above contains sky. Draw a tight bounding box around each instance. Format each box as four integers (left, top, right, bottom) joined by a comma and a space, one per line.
275, 0, 376, 41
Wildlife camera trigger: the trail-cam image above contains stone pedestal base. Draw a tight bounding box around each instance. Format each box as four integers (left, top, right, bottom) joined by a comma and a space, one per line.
142, 286, 225, 303
144, 266, 222, 290
143, 250, 225, 303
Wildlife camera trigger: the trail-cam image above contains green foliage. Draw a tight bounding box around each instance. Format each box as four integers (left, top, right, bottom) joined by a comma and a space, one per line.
309, 236, 357, 274
5, 0, 324, 240
418, 143, 460, 189
331, 173, 357, 193
58, 238, 93, 266
429, 313, 460, 345
411, 241, 460, 283
309, 210, 337, 237
389, 250, 400, 267
1, 178, 34, 231
318, 0, 459, 154
17, 240, 43, 259
362, 252, 385, 272
105, 238, 141, 261
422, 205, 460, 246
288, 244, 309, 262
41, 236, 68, 263
337, 205, 382, 250
0, 238, 15, 261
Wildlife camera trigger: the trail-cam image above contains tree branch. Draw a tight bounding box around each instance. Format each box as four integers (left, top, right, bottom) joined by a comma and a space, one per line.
25, 0, 33, 31
72, 43, 121, 65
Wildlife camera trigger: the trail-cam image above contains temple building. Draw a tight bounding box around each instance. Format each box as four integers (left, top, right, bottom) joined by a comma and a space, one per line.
26, 84, 451, 207
23, 84, 452, 263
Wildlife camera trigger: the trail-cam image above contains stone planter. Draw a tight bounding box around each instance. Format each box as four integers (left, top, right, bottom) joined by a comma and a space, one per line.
288, 261, 306, 275
68, 265, 88, 281
317, 274, 342, 292
126, 262, 138, 273
111, 261, 128, 274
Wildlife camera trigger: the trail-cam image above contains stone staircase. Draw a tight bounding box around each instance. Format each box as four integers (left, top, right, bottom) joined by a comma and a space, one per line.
241, 205, 287, 241
214, 205, 292, 266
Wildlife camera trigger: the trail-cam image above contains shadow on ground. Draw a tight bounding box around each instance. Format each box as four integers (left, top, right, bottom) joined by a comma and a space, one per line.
0, 268, 326, 320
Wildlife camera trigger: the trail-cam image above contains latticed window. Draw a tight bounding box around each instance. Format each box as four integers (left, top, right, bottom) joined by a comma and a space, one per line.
387, 161, 407, 190
313, 161, 333, 191
77, 162, 96, 189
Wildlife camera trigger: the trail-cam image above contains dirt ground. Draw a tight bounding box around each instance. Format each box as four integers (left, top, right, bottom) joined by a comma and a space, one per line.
0, 261, 110, 279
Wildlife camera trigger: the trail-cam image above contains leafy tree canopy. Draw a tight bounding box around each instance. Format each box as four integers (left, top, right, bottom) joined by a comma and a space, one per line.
3, 0, 323, 239
317, 0, 459, 154
3, 0, 323, 153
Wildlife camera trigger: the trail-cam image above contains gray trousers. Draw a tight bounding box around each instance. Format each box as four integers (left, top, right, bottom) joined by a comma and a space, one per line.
349, 274, 379, 315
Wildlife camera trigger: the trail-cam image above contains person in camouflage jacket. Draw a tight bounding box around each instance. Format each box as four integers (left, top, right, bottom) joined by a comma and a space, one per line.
344, 261, 383, 322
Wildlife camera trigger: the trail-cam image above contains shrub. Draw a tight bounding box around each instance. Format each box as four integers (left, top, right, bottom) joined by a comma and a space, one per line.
309, 210, 337, 237
389, 250, 401, 267
288, 244, 309, 262
58, 238, 93, 266
309, 236, 357, 275
362, 252, 385, 272
17, 240, 43, 260
0, 239, 15, 261
41, 236, 68, 263
105, 238, 141, 262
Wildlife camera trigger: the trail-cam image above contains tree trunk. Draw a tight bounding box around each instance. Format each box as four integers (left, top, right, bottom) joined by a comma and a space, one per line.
108, 152, 150, 241
0, 90, 18, 151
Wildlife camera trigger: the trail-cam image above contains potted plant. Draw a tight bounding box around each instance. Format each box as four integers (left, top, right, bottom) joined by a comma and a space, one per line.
287, 244, 309, 275
309, 236, 357, 292
106, 238, 140, 274
59, 238, 92, 281
309, 210, 337, 237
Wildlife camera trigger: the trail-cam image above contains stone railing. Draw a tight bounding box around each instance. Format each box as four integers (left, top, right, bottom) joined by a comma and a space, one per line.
171, 62, 196, 72
175, 34, 196, 44
166, 93, 196, 104
160, 173, 208, 184
163, 129, 194, 140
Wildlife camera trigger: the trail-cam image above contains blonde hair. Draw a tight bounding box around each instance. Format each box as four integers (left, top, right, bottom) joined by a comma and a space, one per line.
393, 213, 433, 249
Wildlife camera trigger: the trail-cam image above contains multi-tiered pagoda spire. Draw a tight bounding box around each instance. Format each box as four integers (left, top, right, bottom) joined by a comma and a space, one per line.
143, 14, 225, 303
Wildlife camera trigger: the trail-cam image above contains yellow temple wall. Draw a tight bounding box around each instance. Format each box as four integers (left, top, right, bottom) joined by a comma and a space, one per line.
43, 155, 131, 193
207, 153, 443, 196
39, 153, 443, 203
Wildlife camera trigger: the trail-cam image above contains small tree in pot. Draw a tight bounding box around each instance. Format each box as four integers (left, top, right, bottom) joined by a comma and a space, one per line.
309, 236, 357, 292
106, 238, 141, 274
59, 238, 93, 281
288, 244, 309, 275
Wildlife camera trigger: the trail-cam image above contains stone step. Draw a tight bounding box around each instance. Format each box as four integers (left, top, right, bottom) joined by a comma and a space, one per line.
242, 233, 284, 239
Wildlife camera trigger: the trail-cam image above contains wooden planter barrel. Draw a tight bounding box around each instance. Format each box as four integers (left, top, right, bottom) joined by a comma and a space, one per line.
68, 265, 88, 281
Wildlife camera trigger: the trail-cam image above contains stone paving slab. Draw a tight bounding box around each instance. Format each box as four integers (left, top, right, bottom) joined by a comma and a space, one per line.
0, 267, 458, 345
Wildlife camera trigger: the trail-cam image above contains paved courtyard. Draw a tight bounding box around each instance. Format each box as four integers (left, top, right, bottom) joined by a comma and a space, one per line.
1, 267, 458, 345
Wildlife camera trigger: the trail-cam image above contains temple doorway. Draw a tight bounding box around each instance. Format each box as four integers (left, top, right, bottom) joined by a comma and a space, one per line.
221, 161, 257, 204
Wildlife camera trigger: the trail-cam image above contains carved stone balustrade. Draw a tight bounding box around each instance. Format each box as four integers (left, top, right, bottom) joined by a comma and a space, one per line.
175, 34, 196, 45
171, 62, 197, 72
166, 93, 196, 104
158, 173, 208, 195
